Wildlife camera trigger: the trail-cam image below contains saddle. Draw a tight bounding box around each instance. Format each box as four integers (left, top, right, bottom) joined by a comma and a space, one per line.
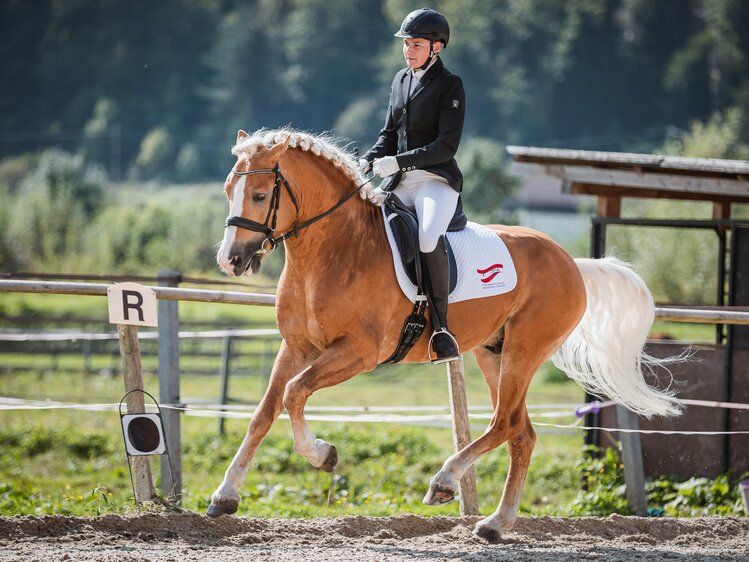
382, 195, 463, 363
383, 195, 460, 293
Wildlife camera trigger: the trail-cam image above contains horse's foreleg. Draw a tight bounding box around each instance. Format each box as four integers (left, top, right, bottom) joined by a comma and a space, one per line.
208, 341, 304, 516
282, 338, 376, 471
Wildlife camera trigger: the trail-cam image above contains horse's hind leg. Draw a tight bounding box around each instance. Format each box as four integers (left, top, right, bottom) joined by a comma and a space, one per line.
423, 330, 542, 505
473, 412, 536, 542
424, 313, 567, 541
473, 342, 537, 533
208, 341, 305, 516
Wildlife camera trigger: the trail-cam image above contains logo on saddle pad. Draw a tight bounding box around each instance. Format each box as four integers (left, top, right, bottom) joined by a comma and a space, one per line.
476, 263, 503, 284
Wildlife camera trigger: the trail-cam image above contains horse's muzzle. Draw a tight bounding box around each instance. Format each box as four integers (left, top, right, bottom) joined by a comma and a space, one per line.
221, 240, 265, 276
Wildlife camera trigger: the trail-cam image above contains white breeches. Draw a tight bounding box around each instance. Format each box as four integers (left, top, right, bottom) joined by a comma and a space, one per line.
390, 170, 459, 253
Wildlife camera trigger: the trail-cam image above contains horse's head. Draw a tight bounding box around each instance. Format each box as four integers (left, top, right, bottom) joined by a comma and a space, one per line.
216, 130, 294, 276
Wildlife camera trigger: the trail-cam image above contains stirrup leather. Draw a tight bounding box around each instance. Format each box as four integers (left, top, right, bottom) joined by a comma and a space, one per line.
427, 328, 460, 364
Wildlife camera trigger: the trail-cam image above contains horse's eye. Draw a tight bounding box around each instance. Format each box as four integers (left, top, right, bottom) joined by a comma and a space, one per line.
252, 192, 267, 202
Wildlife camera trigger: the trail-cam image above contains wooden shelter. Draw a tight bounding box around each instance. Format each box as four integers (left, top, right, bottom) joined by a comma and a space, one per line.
507, 146, 749, 503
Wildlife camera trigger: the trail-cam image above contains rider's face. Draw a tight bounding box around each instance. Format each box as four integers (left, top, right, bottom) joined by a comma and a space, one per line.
403, 38, 441, 69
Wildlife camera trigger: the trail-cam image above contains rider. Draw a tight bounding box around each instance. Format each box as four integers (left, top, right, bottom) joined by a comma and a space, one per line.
360, 7, 466, 364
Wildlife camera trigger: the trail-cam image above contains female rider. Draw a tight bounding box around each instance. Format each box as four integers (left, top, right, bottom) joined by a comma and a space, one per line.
360, 7, 466, 364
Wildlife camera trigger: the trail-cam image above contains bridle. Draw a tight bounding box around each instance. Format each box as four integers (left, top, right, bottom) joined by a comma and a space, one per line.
225, 162, 374, 255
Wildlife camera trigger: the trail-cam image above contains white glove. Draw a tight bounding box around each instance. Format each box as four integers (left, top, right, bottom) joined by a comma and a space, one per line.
357, 158, 372, 174
370, 186, 388, 205
372, 156, 400, 178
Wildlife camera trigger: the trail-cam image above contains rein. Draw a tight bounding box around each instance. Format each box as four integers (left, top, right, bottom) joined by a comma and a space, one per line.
225, 163, 375, 255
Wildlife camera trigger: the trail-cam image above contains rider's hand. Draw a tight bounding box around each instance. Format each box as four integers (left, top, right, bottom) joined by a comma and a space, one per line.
372, 156, 400, 178
357, 158, 372, 175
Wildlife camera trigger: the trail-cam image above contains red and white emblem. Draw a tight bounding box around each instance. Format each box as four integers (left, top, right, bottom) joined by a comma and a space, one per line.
476, 263, 503, 284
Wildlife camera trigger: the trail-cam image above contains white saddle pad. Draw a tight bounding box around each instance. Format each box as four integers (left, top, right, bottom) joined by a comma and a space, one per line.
382, 206, 518, 304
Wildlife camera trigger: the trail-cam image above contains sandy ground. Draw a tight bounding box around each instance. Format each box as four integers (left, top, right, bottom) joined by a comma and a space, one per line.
0, 513, 746, 561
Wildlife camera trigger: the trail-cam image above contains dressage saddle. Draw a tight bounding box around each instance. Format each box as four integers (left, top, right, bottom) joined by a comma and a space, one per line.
382, 195, 464, 363
383, 194, 460, 294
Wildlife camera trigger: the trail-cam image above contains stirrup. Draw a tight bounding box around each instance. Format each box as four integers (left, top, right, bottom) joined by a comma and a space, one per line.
427, 329, 461, 365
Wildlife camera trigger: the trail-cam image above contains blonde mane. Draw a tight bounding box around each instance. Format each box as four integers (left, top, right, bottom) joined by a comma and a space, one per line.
232, 128, 378, 203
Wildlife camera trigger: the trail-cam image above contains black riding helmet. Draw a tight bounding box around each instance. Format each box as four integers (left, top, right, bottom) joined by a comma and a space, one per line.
394, 7, 450, 47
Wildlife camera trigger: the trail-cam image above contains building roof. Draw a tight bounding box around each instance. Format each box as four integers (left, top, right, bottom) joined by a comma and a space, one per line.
506, 145, 749, 205
507, 146, 749, 175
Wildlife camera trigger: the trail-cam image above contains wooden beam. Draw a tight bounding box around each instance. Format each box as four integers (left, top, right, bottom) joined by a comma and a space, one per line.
510, 162, 749, 202
446, 357, 479, 515
616, 405, 647, 516
118, 324, 156, 503
0, 280, 276, 307
713, 201, 731, 221
596, 195, 621, 218
570, 183, 749, 205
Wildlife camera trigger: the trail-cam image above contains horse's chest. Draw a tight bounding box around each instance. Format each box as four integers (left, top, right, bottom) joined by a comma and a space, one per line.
276, 288, 349, 345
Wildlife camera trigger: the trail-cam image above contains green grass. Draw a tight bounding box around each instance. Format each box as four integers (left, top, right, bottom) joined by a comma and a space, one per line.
0, 291, 744, 518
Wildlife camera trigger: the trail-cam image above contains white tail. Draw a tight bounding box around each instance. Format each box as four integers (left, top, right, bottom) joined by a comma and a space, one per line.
552, 256, 682, 418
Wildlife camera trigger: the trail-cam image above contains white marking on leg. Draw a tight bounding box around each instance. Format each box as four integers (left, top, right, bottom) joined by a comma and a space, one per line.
211, 432, 254, 502
217, 176, 246, 274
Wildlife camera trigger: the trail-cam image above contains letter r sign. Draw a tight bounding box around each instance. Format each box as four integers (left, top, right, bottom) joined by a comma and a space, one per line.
107, 283, 158, 327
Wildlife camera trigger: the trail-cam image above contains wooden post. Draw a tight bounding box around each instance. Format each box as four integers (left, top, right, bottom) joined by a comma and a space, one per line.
616, 405, 647, 516
446, 357, 479, 515
158, 271, 181, 501
117, 324, 155, 503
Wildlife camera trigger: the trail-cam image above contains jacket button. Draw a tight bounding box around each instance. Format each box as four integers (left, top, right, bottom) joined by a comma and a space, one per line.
402, 108, 407, 114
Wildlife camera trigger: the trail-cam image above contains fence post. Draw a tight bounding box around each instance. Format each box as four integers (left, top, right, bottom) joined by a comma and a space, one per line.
616, 404, 647, 515
158, 271, 181, 501
218, 335, 233, 435
446, 356, 479, 515
117, 324, 155, 502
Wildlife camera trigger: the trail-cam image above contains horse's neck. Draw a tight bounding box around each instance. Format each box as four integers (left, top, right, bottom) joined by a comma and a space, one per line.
282, 161, 385, 276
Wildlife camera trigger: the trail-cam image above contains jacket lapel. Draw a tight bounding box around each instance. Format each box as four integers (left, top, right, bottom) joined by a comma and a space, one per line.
409, 56, 443, 102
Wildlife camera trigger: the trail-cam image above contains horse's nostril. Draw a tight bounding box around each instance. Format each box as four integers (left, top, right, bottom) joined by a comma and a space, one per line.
229, 255, 241, 266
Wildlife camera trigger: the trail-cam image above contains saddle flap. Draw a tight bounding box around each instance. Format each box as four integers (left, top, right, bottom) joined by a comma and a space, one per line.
384, 196, 458, 294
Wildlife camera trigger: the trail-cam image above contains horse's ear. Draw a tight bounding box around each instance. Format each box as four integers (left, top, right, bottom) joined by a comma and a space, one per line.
266, 134, 292, 160
236, 129, 248, 144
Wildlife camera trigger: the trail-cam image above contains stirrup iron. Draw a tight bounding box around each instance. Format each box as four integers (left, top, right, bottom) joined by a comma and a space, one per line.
427, 328, 460, 364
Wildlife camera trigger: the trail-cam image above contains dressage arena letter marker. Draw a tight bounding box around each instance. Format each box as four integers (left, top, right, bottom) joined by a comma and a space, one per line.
107, 282, 158, 327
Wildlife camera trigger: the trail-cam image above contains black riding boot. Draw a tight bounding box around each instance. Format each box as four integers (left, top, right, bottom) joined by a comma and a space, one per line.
421, 236, 460, 364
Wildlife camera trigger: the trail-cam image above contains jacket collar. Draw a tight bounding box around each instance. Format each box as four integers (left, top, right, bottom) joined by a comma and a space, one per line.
399, 56, 444, 104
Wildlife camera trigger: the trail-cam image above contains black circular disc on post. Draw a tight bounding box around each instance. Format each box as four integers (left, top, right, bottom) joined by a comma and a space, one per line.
127, 416, 162, 453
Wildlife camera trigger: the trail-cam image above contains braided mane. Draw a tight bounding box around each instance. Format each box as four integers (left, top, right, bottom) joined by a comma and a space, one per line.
232, 128, 377, 203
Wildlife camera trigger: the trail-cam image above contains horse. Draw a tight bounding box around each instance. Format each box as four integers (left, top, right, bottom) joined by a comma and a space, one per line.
209, 128, 680, 542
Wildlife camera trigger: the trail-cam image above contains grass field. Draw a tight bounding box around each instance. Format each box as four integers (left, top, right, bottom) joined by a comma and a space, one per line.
0, 291, 744, 518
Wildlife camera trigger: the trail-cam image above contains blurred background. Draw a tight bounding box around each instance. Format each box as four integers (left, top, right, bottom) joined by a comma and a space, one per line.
1, 0, 748, 284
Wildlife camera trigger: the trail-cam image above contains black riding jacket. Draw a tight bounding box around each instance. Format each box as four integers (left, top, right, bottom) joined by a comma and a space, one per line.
364, 57, 467, 229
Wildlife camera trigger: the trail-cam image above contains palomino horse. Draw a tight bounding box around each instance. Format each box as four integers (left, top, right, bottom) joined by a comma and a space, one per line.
211, 129, 679, 541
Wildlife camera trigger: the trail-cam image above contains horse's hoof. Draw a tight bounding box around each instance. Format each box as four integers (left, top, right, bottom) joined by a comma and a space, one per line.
473, 524, 501, 543
319, 444, 338, 473
422, 483, 455, 505
206, 497, 239, 517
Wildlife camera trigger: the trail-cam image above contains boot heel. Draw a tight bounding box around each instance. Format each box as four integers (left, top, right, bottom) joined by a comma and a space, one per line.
428, 329, 460, 364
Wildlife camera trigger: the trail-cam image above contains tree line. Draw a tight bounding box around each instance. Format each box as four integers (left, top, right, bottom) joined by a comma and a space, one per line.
2, 0, 748, 182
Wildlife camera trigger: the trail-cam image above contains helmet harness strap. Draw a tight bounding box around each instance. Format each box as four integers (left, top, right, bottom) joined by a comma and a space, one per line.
419, 40, 435, 71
